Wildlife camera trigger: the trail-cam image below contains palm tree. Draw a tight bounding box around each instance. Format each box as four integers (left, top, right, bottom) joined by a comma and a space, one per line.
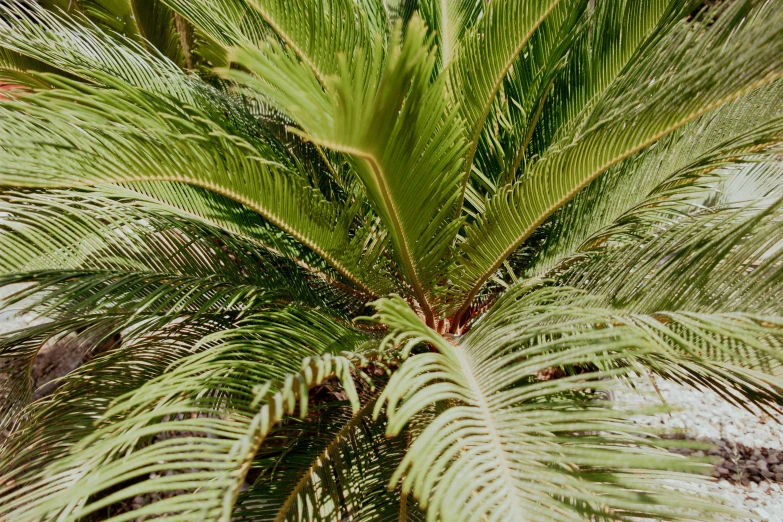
0, 0, 782, 519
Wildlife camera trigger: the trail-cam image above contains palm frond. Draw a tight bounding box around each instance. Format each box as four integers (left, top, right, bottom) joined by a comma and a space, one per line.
562, 197, 783, 315
526, 82, 783, 277
161, 0, 268, 49
233, 393, 425, 522
227, 18, 467, 323
0, 309, 374, 520
0, 2, 195, 100
468, 0, 586, 199
449, 0, 783, 324
526, 0, 693, 160
243, 0, 381, 87
0, 77, 389, 297
0, 313, 237, 476
417, 0, 482, 70
450, 0, 565, 207
370, 291, 733, 521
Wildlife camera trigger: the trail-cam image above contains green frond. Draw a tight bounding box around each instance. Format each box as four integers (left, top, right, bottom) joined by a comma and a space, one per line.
526, 0, 693, 160
0, 309, 374, 520
0, 189, 368, 312
468, 0, 586, 197
0, 78, 389, 296
1, 314, 236, 477
450, 0, 783, 323
243, 0, 380, 87
161, 0, 268, 49
233, 393, 424, 522
562, 197, 783, 315
227, 17, 468, 322
526, 81, 783, 277
370, 291, 733, 521
417, 0, 482, 70
0, 2, 195, 100
450, 0, 565, 202
39, 0, 141, 39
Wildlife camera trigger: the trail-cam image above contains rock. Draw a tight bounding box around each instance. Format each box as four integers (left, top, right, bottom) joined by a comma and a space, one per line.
717, 466, 730, 475
31, 328, 121, 400
776, 473, 783, 482
767, 454, 780, 465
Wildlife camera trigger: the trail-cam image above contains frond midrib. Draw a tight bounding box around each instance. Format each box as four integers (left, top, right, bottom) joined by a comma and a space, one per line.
457, 0, 564, 210
49, 175, 379, 297
317, 141, 435, 324
449, 342, 526, 518
271, 396, 379, 522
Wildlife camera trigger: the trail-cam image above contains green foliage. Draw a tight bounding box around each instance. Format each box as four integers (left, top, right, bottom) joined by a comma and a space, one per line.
0, 0, 782, 520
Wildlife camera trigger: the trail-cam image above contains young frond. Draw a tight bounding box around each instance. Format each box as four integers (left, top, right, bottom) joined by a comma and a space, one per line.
226, 17, 468, 323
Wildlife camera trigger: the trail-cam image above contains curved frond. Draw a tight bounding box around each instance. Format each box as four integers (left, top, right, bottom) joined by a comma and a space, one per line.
526, 82, 783, 276
370, 291, 732, 521
227, 18, 468, 322
0, 2, 194, 100
243, 0, 380, 86
526, 0, 692, 161
418, 0, 482, 70
161, 0, 268, 49
233, 393, 424, 522
562, 197, 783, 315
449, 0, 564, 188
0, 309, 374, 521
450, 0, 783, 323
0, 78, 389, 296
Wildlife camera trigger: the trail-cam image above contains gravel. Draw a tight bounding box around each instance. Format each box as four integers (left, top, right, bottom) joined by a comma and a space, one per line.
619, 378, 783, 521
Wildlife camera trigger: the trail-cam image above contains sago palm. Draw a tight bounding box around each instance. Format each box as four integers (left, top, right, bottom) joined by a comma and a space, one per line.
0, 0, 783, 520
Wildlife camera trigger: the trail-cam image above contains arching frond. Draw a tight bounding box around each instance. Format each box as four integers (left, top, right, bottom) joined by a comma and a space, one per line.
242, 0, 380, 87
0, 313, 237, 478
161, 0, 268, 48
450, 0, 564, 201
526, 0, 693, 160
0, 2, 194, 100
526, 82, 783, 277
370, 292, 734, 521
450, 0, 783, 323
468, 0, 586, 199
0, 78, 388, 296
562, 197, 783, 315
0, 309, 375, 521
233, 393, 425, 522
